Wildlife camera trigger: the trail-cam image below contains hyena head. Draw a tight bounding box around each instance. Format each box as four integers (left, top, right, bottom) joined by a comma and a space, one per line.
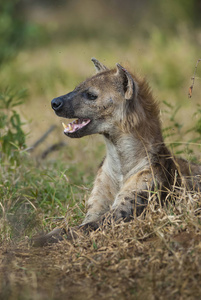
51, 58, 159, 138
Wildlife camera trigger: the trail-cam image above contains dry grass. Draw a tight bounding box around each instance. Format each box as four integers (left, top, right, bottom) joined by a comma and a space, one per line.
1, 188, 201, 300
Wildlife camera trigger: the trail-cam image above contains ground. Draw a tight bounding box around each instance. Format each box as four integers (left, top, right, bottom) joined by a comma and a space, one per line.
1, 197, 201, 300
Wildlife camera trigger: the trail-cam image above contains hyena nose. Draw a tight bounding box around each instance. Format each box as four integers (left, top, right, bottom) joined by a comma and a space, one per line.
51, 97, 64, 111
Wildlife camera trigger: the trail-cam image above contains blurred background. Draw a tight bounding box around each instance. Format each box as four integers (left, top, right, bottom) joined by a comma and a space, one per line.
0, 0, 201, 165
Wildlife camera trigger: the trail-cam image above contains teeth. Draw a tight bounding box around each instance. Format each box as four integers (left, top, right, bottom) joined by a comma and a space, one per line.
62, 118, 90, 134
62, 122, 67, 129
62, 122, 73, 132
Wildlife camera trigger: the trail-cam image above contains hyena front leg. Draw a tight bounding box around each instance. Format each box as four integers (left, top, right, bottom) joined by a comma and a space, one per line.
82, 165, 119, 224
82, 169, 156, 227
111, 170, 155, 221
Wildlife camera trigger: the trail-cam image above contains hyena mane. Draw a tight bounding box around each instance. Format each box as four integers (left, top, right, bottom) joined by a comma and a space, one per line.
120, 73, 161, 139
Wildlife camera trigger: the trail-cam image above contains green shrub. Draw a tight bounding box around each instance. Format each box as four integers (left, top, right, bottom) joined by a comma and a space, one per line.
0, 0, 43, 65
0, 88, 27, 165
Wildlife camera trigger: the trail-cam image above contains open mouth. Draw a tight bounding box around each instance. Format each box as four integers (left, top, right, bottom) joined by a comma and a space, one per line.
62, 118, 91, 134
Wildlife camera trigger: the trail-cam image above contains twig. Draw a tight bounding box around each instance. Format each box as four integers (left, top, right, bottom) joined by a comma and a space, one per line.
27, 125, 57, 152
188, 59, 201, 98
41, 142, 66, 159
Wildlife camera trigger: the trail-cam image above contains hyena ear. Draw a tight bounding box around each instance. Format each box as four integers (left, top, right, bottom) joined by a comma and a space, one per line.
91, 58, 108, 73
116, 63, 137, 101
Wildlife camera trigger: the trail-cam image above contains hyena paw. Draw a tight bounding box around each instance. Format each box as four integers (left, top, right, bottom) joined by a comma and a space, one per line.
112, 194, 148, 220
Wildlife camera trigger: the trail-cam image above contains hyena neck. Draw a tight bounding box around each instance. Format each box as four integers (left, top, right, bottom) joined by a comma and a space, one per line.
103, 130, 164, 180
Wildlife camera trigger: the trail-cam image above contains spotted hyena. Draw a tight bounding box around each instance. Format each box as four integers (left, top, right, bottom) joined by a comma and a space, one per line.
34, 58, 201, 245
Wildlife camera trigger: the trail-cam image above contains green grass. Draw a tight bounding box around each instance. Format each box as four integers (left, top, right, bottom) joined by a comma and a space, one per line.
0, 154, 92, 241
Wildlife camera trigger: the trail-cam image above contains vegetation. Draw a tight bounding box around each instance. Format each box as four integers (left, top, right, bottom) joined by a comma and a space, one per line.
0, 1, 201, 299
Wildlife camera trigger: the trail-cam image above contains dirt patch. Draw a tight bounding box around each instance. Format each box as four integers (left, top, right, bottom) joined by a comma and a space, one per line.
1, 216, 201, 300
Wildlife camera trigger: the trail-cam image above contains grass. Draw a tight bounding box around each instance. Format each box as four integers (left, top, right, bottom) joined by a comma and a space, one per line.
0, 3, 201, 299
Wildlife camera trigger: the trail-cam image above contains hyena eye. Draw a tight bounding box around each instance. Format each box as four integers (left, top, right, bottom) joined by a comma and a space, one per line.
83, 91, 98, 100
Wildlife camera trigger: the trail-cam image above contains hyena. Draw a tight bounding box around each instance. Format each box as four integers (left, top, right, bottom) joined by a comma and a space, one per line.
34, 58, 201, 245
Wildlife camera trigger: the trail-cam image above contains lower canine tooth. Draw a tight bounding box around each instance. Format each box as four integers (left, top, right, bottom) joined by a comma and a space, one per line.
69, 124, 73, 131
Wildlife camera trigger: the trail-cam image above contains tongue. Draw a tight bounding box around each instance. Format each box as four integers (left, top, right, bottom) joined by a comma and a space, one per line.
62, 119, 90, 133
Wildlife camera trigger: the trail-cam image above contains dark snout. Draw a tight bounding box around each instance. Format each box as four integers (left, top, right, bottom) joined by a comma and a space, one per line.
51, 97, 64, 112
51, 92, 76, 118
